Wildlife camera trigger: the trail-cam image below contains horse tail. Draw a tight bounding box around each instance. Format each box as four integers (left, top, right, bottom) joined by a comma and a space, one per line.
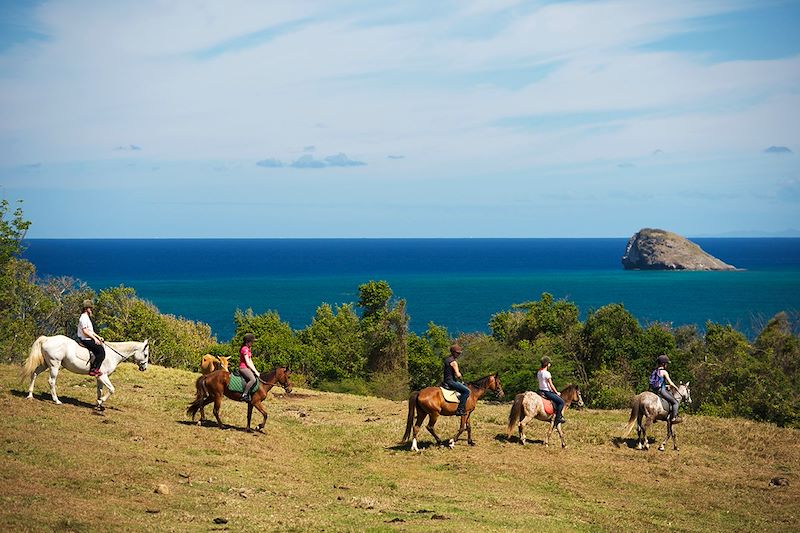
186, 375, 208, 418
19, 336, 47, 384
506, 393, 524, 437
402, 391, 419, 442
621, 396, 640, 438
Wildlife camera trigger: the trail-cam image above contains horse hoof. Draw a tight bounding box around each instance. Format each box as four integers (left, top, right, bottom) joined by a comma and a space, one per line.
448, 439, 455, 449
658, 445, 665, 452
26, 395, 33, 400
468, 441, 476, 446
196, 421, 201, 426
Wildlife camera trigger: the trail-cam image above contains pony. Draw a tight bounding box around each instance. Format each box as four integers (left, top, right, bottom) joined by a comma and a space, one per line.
621, 382, 692, 452
402, 374, 504, 451
187, 367, 293, 432
505, 384, 584, 448
20, 335, 149, 410
200, 354, 230, 375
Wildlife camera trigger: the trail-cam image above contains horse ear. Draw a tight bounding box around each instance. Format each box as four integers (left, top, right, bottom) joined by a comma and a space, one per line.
686, 381, 690, 387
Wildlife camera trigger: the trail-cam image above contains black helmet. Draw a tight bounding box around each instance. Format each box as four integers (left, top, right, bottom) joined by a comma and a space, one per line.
243, 333, 256, 344
541, 356, 552, 367
657, 354, 670, 365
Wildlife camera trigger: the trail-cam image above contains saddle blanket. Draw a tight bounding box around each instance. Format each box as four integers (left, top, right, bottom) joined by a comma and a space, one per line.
440, 388, 462, 403
228, 374, 259, 395
537, 391, 555, 416
660, 397, 671, 413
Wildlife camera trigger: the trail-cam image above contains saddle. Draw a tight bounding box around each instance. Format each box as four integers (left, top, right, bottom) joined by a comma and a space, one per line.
537, 391, 555, 416
227, 373, 259, 395
439, 388, 462, 403
659, 397, 672, 413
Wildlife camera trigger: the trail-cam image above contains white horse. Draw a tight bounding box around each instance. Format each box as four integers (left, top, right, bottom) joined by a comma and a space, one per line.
621, 382, 692, 452
20, 335, 150, 410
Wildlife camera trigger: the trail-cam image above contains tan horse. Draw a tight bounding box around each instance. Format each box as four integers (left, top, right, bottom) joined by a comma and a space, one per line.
505, 384, 584, 448
621, 382, 692, 452
402, 374, 504, 451
200, 354, 230, 375
187, 367, 292, 432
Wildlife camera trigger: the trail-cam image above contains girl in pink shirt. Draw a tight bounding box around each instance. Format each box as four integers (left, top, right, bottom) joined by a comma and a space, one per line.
239, 333, 258, 402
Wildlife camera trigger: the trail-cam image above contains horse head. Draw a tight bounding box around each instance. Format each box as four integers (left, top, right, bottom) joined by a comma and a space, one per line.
217, 356, 230, 371
489, 373, 504, 399
277, 367, 293, 394
134, 340, 149, 371
574, 387, 585, 408
677, 381, 692, 405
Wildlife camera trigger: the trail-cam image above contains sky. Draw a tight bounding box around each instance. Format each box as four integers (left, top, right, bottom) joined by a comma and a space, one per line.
0, 0, 798, 238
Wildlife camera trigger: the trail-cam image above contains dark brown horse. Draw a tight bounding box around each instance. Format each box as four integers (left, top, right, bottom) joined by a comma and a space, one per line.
187, 367, 292, 432
402, 374, 504, 451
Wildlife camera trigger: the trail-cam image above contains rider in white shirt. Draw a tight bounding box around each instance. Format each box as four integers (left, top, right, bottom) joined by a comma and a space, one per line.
77, 299, 105, 377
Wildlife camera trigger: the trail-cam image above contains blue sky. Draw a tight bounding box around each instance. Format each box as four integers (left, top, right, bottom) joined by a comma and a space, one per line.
0, 0, 798, 237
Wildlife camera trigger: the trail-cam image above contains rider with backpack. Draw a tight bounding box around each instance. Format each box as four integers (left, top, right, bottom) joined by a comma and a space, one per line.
650, 355, 681, 423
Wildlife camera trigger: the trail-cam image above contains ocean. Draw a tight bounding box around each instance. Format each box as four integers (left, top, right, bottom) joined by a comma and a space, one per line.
22, 238, 800, 341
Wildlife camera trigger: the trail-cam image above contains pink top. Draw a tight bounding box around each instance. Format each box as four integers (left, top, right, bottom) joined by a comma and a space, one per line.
239, 345, 252, 369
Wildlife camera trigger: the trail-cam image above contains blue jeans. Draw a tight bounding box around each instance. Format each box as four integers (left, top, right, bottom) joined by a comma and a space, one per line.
444, 380, 470, 412
540, 390, 565, 421
659, 386, 679, 419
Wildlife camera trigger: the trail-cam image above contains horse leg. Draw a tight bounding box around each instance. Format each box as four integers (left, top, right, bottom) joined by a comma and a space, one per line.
518, 413, 534, 445
545, 418, 555, 447
659, 421, 673, 452
635, 413, 645, 450
213, 396, 225, 429
672, 424, 679, 451
246, 402, 254, 432
96, 375, 115, 409
196, 397, 213, 425
556, 423, 566, 449
411, 410, 428, 452
47, 363, 63, 404
425, 413, 446, 446
27, 363, 47, 400
642, 417, 654, 450
251, 399, 269, 432
465, 413, 475, 446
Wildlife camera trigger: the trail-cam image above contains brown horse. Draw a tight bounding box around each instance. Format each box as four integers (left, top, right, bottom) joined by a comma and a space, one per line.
187, 367, 293, 432
402, 374, 504, 451
199, 354, 230, 375
621, 382, 691, 452
506, 384, 584, 448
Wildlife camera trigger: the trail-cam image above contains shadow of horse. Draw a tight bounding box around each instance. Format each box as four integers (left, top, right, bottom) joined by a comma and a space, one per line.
10, 389, 113, 410
611, 436, 656, 449
495, 433, 546, 445
175, 420, 262, 434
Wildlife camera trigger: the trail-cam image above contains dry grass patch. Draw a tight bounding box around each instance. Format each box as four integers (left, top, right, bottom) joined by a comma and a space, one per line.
1, 363, 798, 532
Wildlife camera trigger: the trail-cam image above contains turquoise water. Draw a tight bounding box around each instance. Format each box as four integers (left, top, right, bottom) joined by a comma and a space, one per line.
23, 238, 800, 340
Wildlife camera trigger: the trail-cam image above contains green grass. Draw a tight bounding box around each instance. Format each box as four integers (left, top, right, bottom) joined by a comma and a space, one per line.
1, 363, 799, 532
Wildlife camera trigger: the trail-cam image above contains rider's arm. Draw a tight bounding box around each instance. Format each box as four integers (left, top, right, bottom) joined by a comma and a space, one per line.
82, 325, 103, 344
450, 360, 462, 380
546, 377, 559, 395
662, 370, 678, 389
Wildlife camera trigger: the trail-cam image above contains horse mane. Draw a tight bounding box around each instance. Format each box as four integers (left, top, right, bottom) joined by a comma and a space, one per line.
562, 383, 578, 396
468, 374, 496, 388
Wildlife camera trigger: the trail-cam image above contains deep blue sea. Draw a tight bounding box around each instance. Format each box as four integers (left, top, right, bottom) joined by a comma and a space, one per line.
22, 239, 800, 341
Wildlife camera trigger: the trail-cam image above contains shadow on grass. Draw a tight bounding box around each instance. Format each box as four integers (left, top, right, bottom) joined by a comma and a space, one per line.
611, 436, 656, 449
175, 419, 265, 434
496, 433, 546, 445
9, 389, 119, 410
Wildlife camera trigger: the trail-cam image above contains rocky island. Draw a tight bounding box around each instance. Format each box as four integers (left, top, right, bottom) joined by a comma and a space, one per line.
622, 228, 737, 271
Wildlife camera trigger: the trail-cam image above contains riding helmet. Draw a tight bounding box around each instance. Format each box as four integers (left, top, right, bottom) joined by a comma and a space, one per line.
541, 356, 552, 367
82, 299, 94, 309
243, 333, 256, 344
657, 354, 671, 365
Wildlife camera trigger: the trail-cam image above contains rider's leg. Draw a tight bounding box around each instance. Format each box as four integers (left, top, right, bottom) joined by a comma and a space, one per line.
448, 380, 470, 414
240, 367, 256, 402
543, 390, 566, 423
660, 387, 679, 421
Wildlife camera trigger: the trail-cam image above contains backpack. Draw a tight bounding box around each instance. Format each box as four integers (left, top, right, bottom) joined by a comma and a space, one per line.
649, 368, 663, 391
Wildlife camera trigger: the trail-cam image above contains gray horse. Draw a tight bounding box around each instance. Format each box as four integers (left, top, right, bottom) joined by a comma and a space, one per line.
621, 382, 691, 452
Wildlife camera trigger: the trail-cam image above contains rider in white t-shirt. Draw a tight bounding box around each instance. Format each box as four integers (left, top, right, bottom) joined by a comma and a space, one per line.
536, 356, 566, 425
77, 299, 105, 377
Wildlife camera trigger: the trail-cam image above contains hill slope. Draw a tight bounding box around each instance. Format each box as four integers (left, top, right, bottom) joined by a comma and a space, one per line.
1, 363, 798, 532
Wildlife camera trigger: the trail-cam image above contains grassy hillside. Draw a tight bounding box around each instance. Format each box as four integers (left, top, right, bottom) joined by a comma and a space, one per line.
1, 363, 798, 532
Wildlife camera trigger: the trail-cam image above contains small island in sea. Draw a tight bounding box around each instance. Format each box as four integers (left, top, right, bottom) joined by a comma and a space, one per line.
622, 228, 737, 271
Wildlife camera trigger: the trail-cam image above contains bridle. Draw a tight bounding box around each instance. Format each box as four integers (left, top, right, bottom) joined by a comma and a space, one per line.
105, 342, 149, 369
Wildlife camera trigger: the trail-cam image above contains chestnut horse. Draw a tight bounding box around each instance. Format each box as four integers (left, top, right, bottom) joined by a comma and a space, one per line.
402, 374, 504, 451
199, 354, 230, 375
187, 367, 292, 432
506, 384, 584, 448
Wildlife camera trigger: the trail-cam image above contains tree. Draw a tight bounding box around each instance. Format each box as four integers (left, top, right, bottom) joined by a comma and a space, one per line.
357, 281, 408, 372
298, 303, 365, 384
